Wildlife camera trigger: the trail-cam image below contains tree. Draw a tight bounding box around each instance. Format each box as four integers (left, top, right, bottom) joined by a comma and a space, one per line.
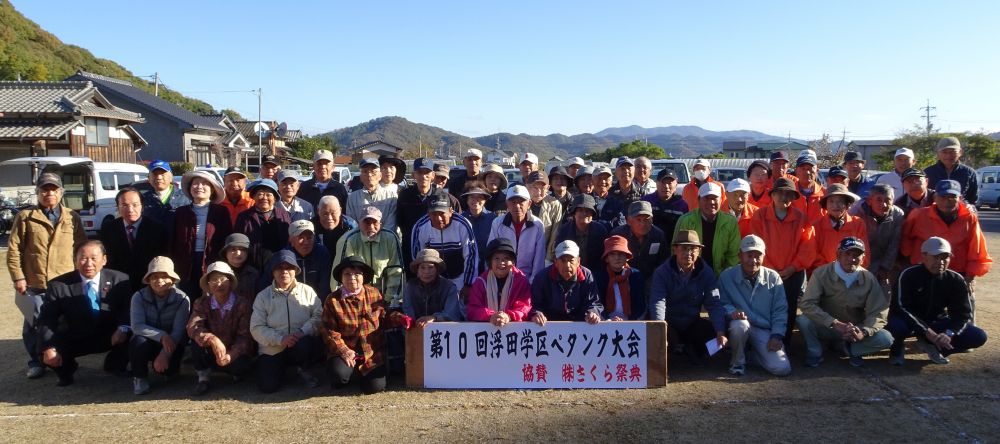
583, 140, 669, 162
810, 133, 841, 168
704, 152, 727, 159
220, 108, 244, 121
872, 127, 999, 170
287, 135, 339, 162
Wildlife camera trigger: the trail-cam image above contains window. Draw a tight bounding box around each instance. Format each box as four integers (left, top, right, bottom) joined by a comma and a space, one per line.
99, 172, 116, 191
983, 172, 997, 184
85, 118, 109, 145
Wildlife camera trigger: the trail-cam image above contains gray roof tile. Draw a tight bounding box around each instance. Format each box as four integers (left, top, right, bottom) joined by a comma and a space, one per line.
0, 120, 79, 139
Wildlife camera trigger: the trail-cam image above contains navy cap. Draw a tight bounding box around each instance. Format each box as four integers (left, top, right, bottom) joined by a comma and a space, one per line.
900, 167, 926, 180
656, 168, 677, 181
148, 160, 172, 173
426, 190, 452, 212
261, 155, 279, 166
224, 166, 247, 179
935, 179, 961, 197
827, 165, 849, 178
769, 151, 788, 162
615, 157, 634, 168
413, 158, 433, 171
359, 158, 380, 169
838, 237, 866, 253
843, 151, 862, 163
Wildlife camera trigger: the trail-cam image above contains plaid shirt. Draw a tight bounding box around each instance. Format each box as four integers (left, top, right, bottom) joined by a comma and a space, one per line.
321, 284, 389, 375
186, 293, 256, 360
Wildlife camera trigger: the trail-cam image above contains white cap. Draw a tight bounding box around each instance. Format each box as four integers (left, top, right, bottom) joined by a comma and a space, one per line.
726, 178, 750, 194
895, 147, 914, 159
313, 149, 334, 163
798, 149, 816, 159
693, 159, 711, 168
361, 205, 383, 222
520, 153, 538, 165
465, 148, 483, 159
921, 237, 952, 255
698, 182, 722, 198
568, 157, 585, 167
555, 240, 580, 258
593, 166, 613, 177
740, 235, 766, 254
288, 219, 315, 237
505, 185, 530, 201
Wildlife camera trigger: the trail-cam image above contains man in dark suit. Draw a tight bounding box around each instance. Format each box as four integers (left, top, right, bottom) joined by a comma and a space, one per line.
37, 240, 133, 386
100, 187, 168, 293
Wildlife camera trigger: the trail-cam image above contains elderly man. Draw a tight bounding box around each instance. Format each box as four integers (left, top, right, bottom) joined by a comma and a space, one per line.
724, 178, 757, 237
517, 152, 539, 185
314, 195, 357, 251
432, 163, 450, 190
8, 173, 88, 379
825, 165, 849, 188
447, 149, 483, 205
488, 185, 546, 279
849, 184, 904, 293
36, 240, 132, 386
555, 194, 609, 272
842, 151, 874, 199
461, 186, 498, 271
259, 220, 332, 295
235, 179, 292, 270
650, 230, 726, 362
876, 148, 915, 199
674, 183, 741, 277
412, 190, 479, 297
593, 166, 626, 227
925, 136, 978, 205
633, 156, 656, 195
347, 158, 398, 233
792, 153, 825, 222
259, 155, 281, 181
643, 168, 688, 238
574, 165, 595, 196
220, 166, 254, 225
298, 149, 349, 213
333, 206, 405, 306
548, 166, 574, 215
398, 158, 460, 266
529, 240, 603, 325
811, 184, 868, 271
768, 151, 796, 191
719, 235, 791, 376
525, 171, 563, 260
887, 237, 988, 365
566, 157, 585, 180
797, 237, 893, 367
610, 201, 668, 284
682, 159, 727, 211
99, 186, 168, 293
140, 160, 190, 227
747, 160, 773, 209
610, 157, 643, 205
894, 168, 934, 217
275, 169, 314, 222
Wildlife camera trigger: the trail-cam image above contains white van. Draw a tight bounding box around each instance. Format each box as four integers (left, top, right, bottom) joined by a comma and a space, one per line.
976, 165, 1000, 209
0, 157, 148, 235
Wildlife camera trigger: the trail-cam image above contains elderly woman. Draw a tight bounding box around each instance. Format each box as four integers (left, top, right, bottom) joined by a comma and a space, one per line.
467, 238, 531, 325
404, 249, 463, 326
593, 235, 646, 321
219, 233, 260, 300
378, 154, 407, 193
479, 163, 509, 213
314, 195, 357, 251
129, 256, 191, 395
187, 261, 255, 395
171, 170, 232, 298
321, 256, 400, 394
235, 178, 292, 270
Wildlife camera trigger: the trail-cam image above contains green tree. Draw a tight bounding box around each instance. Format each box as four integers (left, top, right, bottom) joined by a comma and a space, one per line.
583, 140, 669, 162
704, 152, 727, 159
288, 135, 339, 162
872, 127, 999, 170
220, 108, 244, 121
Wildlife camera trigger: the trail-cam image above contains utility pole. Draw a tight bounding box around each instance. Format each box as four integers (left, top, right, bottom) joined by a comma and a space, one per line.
838, 128, 847, 154
920, 99, 937, 137
153, 72, 159, 97
256, 88, 262, 167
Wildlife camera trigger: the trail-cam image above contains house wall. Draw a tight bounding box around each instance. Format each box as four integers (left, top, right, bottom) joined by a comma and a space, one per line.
89, 88, 186, 162
0, 145, 36, 188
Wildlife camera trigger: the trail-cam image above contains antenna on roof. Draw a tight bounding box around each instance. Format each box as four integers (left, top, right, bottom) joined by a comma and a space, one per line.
276, 122, 288, 138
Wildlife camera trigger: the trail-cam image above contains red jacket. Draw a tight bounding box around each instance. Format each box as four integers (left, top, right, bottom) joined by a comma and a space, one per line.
220, 191, 254, 226
466, 267, 532, 322
748, 205, 816, 272
681, 177, 727, 211
901, 204, 992, 277
729, 201, 759, 238
170, 204, 233, 281
792, 181, 826, 223
810, 213, 869, 271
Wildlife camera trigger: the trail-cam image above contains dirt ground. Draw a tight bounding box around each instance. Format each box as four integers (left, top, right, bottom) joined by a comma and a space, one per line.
1, 222, 999, 443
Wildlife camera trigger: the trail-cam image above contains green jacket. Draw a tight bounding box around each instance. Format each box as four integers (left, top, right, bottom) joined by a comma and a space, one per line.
333, 228, 405, 306
673, 210, 740, 277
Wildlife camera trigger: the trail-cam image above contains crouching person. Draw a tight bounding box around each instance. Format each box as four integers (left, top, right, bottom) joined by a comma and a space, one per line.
797, 237, 893, 367
718, 235, 791, 376
187, 262, 256, 395
404, 249, 464, 326
467, 239, 532, 326
251, 250, 323, 393
129, 256, 191, 395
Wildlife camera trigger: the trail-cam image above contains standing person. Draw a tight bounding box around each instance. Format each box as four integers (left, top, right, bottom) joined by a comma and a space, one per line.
548, 166, 574, 218
170, 170, 231, 301
447, 149, 483, 207
825, 166, 849, 188
402, 249, 464, 324
219, 166, 254, 226
811, 184, 868, 271
525, 171, 563, 261
258, 155, 281, 181
850, 184, 905, 296
488, 185, 547, 280
610, 157, 643, 205
128, 256, 190, 395
140, 160, 190, 227
593, 236, 646, 321
924, 136, 978, 205
378, 153, 407, 193
554, 194, 610, 273
681, 159, 727, 211
347, 158, 399, 233
479, 163, 510, 213
258, 220, 332, 297
250, 250, 324, 393
517, 152, 539, 185
633, 157, 657, 196
643, 168, 688, 238
276, 170, 314, 222
792, 153, 825, 222
895, 168, 934, 217
767, 151, 795, 192
610, 201, 668, 283
724, 178, 758, 237
876, 148, 915, 200
565, 157, 585, 181
431, 163, 451, 191
574, 165, 595, 196
397, 158, 460, 266
35, 241, 132, 386
314, 195, 357, 251
219, 233, 260, 301
466, 239, 532, 325
843, 151, 875, 199
461, 186, 498, 272
235, 179, 292, 271
298, 149, 349, 212
100, 186, 168, 293
529, 241, 603, 325
411, 191, 479, 297
673, 183, 741, 277
592, 166, 626, 227
719, 235, 791, 377
333, 206, 405, 306
746, 160, 773, 209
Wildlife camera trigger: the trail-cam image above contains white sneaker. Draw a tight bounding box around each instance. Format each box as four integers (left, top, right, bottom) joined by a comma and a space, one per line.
728, 364, 745, 376
916, 340, 949, 365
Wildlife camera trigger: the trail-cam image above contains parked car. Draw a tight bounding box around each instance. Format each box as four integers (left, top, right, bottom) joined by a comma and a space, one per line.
650, 160, 691, 194
976, 165, 1000, 209
711, 167, 747, 183
194, 166, 226, 185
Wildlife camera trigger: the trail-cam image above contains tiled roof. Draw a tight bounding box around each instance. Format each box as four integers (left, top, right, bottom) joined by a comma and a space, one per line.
0, 120, 80, 139
233, 120, 271, 140
354, 139, 404, 152
284, 129, 302, 142
0, 81, 142, 122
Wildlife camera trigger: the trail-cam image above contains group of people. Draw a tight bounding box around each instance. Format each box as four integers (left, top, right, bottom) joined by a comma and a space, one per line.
5, 136, 990, 396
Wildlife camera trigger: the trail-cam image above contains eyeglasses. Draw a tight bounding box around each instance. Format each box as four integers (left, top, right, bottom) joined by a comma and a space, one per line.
207, 277, 230, 286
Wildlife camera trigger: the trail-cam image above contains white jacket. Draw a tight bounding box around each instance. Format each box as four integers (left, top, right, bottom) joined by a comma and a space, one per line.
487, 213, 546, 280
250, 281, 323, 356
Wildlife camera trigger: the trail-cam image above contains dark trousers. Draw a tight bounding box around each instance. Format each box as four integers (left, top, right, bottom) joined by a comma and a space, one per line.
256, 335, 319, 393
191, 345, 254, 377
48, 333, 129, 381
386, 327, 406, 375
669, 318, 717, 355
129, 335, 187, 378
327, 357, 387, 394
782, 270, 806, 346
22, 289, 45, 368
179, 252, 206, 298
887, 314, 988, 357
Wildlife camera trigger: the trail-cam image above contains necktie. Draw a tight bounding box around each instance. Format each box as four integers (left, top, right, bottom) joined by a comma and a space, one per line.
126, 225, 136, 249
87, 281, 99, 313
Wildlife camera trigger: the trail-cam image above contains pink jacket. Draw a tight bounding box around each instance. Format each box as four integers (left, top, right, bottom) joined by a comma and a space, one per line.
466, 267, 532, 322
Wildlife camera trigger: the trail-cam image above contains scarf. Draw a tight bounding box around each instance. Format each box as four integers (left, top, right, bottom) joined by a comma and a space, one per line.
834, 261, 860, 288
604, 266, 631, 318
485, 270, 513, 313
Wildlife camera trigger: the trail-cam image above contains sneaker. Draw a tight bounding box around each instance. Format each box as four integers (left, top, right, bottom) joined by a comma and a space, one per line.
889, 354, 905, 366
728, 364, 745, 376
297, 367, 319, 388
56, 375, 74, 387
849, 354, 864, 367
804, 355, 824, 368
133, 377, 150, 395
916, 340, 950, 365
194, 380, 210, 396
26, 366, 44, 379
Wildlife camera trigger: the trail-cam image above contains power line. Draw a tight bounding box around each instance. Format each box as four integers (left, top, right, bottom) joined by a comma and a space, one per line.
920, 99, 937, 137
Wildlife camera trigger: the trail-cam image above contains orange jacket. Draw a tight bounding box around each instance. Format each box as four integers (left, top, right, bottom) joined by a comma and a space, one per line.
792, 181, 826, 223
901, 204, 992, 277
747, 188, 771, 209
221, 191, 255, 226
682, 177, 727, 211
810, 213, 869, 271
728, 201, 759, 238
748, 205, 816, 272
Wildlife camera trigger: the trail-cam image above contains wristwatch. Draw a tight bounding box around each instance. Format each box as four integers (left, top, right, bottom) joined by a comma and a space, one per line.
945, 329, 955, 337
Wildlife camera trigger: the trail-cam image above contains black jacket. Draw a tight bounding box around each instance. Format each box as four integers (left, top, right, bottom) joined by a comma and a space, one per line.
897, 264, 974, 335
99, 217, 168, 292
37, 269, 132, 351
298, 177, 348, 215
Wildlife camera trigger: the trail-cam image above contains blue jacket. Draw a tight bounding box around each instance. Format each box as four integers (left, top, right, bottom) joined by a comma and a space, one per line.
596, 193, 626, 227
554, 219, 610, 272
592, 266, 646, 320
257, 244, 332, 297
649, 257, 725, 332
530, 265, 603, 322
847, 173, 876, 199
643, 192, 688, 239
925, 161, 978, 205
462, 210, 497, 271
718, 265, 787, 338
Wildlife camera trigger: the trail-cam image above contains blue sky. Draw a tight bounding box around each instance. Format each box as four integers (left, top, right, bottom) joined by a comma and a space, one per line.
14, 1, 1000, 140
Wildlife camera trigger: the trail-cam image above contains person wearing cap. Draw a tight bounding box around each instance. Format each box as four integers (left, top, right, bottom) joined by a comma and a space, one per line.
187, 261, 255, 395
298, 149, 349, 215
235, 179, 292, 271
723, 178, 758, 237
842, 151, 874, 199
894, 167, 934, 217
810, 183, 869, 271
314, 195, 357, 251
901, 179, 992, 317
378, 153, 407, 193
849, 184, 905, 293
649, 230, 727, 361
633, 157, 656, 196
674, 182, 741, 277
411, 190, 479, 296
489, 185, 548, 280
547, 165, 574, 216
642, 167, 689, 239
99, 186, 169, 293
767, 151, 797, 191
467, 238, 532, 324
251, 249, 324, 393
403, 249, 464, 325
220, 166, 254, 225
140, 160, 191, 227
461, 186, 498, 271
517, 152, 539, 185
333, 205, 404, 306
259, 155, 281, 181
924, 136, 978, 205
592, 165, 627, 227
574, 165, 595, 196
529, 240, 603, 325
566, 157, 585, 180
797, 237, 893, 367
525, 171, 564, 262
276, 169, 315, 222
447, 148, 484, 206
875, 147, 916, 200
431, 163, 451, 189
887, 237, 987, 366
609, 200, 668, 284
825, 165, 849, 188
791, 153, 826, 222
610, 157, 643, 205
219, 233, 260, 300
35, 240, 132, 386
347, 158, 399, 233
128, 256, 191, 395
554, 193, 610, 273
682, 158, 727, 211
258, 220, 332, 297
718, 235, 791, 376
748, 177, 817, 345
593, 235, 646, 321
397, 157, 460, 265
746, 160, 773, 209
171, 170, 232, 298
